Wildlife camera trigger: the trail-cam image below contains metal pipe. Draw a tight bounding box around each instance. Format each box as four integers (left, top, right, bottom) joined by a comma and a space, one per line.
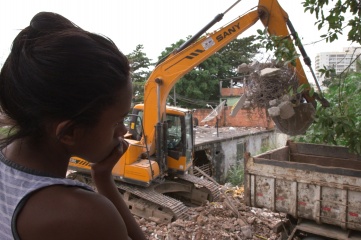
286, 19, 323, 96
155, 78, 162, 121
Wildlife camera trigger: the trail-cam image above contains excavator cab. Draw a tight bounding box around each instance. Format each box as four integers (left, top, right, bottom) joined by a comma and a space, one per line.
127, 108, 143, 141
164, 108, 194, 175
126, 104, 194, 178
166, 115, 182, 150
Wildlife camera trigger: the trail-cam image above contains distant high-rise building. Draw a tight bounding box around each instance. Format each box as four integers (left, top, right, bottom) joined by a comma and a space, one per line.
315, 47, 361, 83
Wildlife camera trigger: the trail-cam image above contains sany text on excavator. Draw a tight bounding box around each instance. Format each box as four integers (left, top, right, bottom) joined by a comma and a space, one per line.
68, 0, 326, 223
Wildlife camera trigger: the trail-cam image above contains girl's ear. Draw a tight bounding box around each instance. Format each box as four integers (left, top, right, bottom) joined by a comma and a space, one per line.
55, 120, 77, 145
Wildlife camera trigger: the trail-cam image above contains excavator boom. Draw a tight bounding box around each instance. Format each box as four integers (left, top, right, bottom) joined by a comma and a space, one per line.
142, 10, 260, 156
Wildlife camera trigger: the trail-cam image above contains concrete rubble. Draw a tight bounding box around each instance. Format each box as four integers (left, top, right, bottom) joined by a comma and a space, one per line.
136, 186, 288, 240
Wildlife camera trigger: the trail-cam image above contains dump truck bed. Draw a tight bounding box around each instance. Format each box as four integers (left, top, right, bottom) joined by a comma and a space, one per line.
244, 141, 361, 233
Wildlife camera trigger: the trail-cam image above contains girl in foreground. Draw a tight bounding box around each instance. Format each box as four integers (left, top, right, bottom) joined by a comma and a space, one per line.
0, 12, 146, 240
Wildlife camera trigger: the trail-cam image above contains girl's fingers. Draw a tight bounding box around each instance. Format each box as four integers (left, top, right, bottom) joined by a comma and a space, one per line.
91, 138, 128, 172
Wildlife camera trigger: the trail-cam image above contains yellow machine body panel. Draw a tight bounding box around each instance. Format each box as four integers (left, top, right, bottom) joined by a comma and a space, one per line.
167, 155, 192, 172
123, 159, 160, 184
69, 144, 160, 185
69, 156, 91, 172
120, 139, 145, 166
111, 139, 144, 178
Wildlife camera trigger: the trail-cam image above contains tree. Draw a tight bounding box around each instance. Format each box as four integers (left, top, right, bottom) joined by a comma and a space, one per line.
302, 0, 361, 45
290, 1, 361, 155
157, 36, 261, 108
126, 44, 152, 104
302, 0, 361, 80
294, 72, 361, 155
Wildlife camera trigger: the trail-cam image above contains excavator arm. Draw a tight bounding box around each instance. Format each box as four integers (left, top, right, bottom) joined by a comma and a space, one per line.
142, 0, 320, 155
258, 1, 309, 86
257, 1, 320, 135
142, 10, 260, 155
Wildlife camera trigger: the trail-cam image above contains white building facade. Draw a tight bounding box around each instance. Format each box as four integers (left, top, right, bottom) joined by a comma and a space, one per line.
315, 47, 361, 83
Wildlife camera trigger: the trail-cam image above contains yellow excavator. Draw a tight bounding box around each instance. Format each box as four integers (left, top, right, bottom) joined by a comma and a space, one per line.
68, 0, 327, 223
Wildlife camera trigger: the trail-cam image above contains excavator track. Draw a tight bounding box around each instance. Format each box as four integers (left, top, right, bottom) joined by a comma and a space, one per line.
115, 174, 220, 223
68, 171, 220, 224
177, 173, 221, 201
115, 180, 188, 222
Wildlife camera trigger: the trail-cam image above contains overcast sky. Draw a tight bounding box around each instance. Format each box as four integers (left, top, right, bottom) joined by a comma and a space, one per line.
0, 0, 358, 80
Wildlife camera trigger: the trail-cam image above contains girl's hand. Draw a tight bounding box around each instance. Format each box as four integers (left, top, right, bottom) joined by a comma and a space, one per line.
91, 138, 128, 178
89, 139, 146, 240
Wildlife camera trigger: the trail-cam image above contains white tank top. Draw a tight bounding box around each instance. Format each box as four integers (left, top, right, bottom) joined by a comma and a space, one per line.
0, 152, 93, 240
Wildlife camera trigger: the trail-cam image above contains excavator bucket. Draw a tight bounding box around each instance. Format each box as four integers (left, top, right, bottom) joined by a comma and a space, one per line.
271, 103, 315, 136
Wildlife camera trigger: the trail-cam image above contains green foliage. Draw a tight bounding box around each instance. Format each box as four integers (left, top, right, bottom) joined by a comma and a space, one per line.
302, 0, 361, 45
0, 127, 16, 141
158, 36, 261, 108
260, 142, 273, 154
256, 29, 300, 67
294, 73, 361, 155
318, 66, 337, 87
286, 83, 315, 103
0, 127, 10, 137
303, 0, 361, 151
126, 44, 152, 104
254, 139, 278, 155
157, 38, 189, 63
226, 163, 244, 187
318, 66, 337, 79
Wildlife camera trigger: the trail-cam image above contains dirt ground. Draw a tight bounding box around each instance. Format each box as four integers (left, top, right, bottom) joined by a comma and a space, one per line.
136, 186, 288, 240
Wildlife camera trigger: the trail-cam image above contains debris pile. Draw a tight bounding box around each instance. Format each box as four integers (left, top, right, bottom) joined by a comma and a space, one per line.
238, 61, 299, 111
67, 172, 289, 239
136, 186, 288, 240
235, 61, 316, 136
194, 125, 266, 138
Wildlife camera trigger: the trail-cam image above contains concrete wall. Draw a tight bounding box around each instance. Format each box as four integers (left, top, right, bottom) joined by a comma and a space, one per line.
194, 130, 288, 184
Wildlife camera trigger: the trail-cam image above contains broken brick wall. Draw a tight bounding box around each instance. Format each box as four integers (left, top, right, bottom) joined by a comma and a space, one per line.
220, 88, 244, 96
193, 107, 274, 129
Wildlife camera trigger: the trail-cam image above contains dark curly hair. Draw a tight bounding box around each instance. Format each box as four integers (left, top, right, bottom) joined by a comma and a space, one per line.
0, 12, 131, 148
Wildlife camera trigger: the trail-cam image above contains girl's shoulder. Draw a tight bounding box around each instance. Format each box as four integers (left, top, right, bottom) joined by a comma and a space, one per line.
16, 185, 129, 240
